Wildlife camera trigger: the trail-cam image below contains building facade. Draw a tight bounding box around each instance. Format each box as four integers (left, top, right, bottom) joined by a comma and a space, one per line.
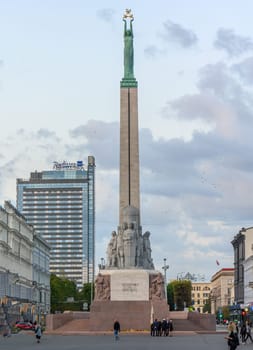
191, 282, 211, 313
16, 157, 95, 289
210, 268, 234, 314
0, 201, 50, 327
231, 227, 253, 306
33, 233, 51, 324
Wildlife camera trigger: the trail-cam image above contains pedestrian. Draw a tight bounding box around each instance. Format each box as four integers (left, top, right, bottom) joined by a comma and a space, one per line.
113, 319, 120, 340
157, 319, 162, 336
169, 319, 174, 336
161, 318, 167, 336
227, 321, 239, 345
153, 318, 159, 336
165, 318, 170, 336
225, 330, 239, 350
150, 321, 155, 336
245, 321, 253, 343
3, 324, 11, 338
240, 323, 246, 344
34, 323, 42, 343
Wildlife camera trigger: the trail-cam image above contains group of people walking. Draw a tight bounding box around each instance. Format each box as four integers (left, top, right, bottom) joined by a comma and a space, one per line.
150, 318, 174, 337
226, 320, 253, 350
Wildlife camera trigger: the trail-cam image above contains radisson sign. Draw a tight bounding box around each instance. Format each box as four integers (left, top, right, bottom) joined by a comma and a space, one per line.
53, 160, 84, 170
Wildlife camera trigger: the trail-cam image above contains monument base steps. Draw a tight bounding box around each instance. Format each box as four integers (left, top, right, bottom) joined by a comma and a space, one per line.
52, 318, 90, 332
172, 319, 204, 331
46, 309, 216, 332
89, 300, 169, 331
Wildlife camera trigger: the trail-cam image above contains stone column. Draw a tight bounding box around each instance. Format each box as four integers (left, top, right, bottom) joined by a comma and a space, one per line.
119, 87, 140, 226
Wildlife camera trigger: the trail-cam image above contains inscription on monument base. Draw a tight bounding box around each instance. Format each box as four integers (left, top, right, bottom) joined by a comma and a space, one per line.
110, 270, 149, 301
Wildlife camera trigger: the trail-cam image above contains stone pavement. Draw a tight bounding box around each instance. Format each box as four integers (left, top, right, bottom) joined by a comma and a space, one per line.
0, 332, 251, 350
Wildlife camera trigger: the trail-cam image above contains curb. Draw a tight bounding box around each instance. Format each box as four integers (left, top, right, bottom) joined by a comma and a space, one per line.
44, 330, 222, 336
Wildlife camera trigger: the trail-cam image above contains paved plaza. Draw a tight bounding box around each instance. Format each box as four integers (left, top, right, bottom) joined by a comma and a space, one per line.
0, 332, 250, 350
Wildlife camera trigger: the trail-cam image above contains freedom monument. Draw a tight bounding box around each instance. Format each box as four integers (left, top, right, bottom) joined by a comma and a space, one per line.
89, 9, 168, 330
46, 10, 216, 333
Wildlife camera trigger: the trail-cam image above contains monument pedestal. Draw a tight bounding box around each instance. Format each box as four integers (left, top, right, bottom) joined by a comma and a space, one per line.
89, 300, 168, 331
91, 269, 169, 331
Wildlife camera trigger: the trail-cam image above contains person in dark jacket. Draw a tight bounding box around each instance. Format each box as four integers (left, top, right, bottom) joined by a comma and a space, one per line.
226, 331, 238, 350
153, 319, 159, 336
245, 321, 253, 343
157, 319, 162, 336
240, 323, 246, 344
169, 319, 174, 336
165, 318, 170, 336
150, 322, 155, 336
113, 320, 120, 340
161, 319, 167, 336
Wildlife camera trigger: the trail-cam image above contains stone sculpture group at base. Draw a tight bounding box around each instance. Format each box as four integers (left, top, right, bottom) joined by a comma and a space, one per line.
106, 206, 154, 270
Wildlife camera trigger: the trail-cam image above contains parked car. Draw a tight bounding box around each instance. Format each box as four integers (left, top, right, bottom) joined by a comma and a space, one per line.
15, 321, 34, 330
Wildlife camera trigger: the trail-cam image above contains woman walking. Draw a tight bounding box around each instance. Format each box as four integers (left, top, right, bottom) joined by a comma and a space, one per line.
34, 323, 42, 343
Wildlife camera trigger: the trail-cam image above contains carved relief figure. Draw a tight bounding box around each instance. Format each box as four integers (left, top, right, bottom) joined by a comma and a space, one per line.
150, 273, 165, 300
94, 274, 110, 300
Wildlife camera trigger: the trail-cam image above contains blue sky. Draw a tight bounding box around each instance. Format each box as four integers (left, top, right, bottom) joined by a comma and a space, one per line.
1, 0, 253, 281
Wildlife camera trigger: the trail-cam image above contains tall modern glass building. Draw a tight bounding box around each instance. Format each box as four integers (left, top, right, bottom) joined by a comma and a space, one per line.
16, 156, 95, 289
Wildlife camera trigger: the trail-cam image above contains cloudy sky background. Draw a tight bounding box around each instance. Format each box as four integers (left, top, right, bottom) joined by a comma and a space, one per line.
1, 0, 253, 281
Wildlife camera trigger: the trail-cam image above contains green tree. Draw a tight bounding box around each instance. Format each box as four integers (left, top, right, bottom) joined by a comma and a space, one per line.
77, 283, 94, 309
167, 283, 175, 310
50, 274, 78, 313
222, 305, 230, 320
170, 280, 192, 311
203, 298, 211, 313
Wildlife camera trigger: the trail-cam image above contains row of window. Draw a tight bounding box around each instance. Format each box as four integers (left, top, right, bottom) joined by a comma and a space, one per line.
26, 218, 83, 222
34, 224, 83, 228
192, 293, 210, 298
192, 286, 210, 291
192, 299, 209, 305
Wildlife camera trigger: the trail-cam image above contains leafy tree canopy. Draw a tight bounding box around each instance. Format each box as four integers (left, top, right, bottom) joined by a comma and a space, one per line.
169, 280, 192, 311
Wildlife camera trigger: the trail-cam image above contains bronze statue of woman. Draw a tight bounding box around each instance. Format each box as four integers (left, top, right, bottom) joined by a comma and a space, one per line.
123, 18, 134, 79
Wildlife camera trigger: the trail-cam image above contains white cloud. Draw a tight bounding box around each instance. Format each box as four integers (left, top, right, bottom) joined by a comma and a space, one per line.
160, 20, 198, 48
214, 28, 253, 57
96, 8, 115, 22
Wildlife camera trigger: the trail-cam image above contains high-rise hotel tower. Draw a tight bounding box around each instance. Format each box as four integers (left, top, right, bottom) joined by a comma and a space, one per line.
16, 156, 95, 289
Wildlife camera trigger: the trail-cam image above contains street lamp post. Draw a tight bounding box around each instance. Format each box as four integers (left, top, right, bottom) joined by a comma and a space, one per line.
210, 289, 217, 315
162, 258, 169, 303
98, 258, 105, 271
101, 258, 105, 269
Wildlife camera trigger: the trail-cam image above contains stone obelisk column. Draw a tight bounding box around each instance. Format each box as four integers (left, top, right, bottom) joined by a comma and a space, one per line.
90, 12, 168, 331
119, 10, 140, 226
